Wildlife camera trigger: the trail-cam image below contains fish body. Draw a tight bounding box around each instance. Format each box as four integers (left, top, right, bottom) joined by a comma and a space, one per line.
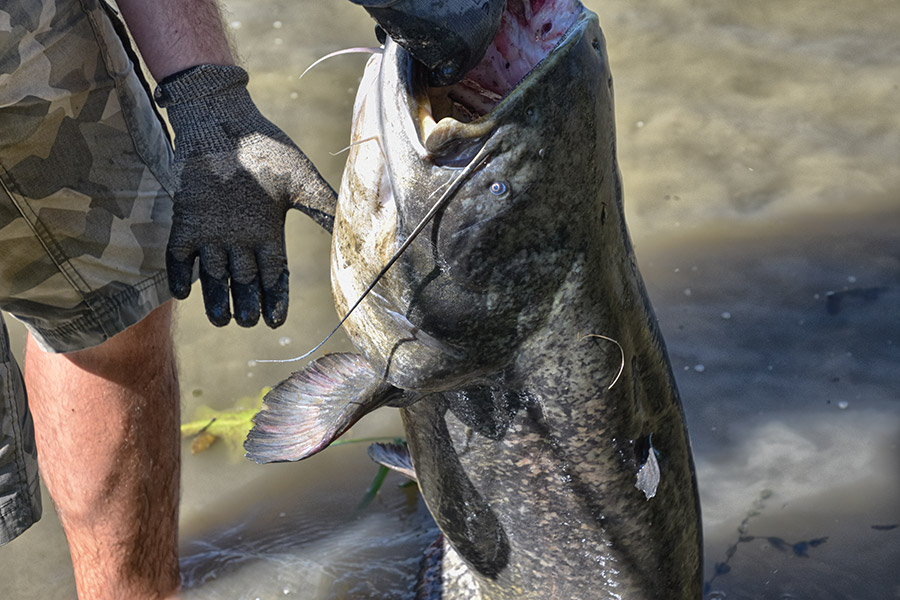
247, 2, 702, 598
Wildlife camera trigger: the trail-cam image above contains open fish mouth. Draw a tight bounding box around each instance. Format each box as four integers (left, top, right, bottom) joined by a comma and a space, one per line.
418, 0, 585, 132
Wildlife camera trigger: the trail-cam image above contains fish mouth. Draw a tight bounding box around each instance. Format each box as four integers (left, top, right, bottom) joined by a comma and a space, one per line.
408, 0, 589, 153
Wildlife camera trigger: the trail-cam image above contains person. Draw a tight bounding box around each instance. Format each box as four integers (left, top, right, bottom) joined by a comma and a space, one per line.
0, 0, 503, 598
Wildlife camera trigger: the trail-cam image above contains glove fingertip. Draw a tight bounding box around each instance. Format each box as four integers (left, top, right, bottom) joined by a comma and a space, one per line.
169, 281, 191, 300
235, 311, 261, 328
232, 279, 262, 328
262, 293, 288, 329
263, 304, 287, 329
262, 271, 289, 329
206, 307, 232, 327
200, 270, 232, 327
166, 255, 196, 300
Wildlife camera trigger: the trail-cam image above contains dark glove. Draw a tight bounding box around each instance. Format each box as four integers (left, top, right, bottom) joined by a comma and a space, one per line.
351, 0, 506, 86
155, 65, 336, 328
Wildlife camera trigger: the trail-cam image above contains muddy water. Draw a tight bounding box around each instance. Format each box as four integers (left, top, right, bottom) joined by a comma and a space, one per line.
1, 0, 898, 598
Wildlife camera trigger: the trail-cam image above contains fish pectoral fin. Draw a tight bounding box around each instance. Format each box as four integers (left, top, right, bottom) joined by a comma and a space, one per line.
367, 442, 417, 481
244, 353, 395, 463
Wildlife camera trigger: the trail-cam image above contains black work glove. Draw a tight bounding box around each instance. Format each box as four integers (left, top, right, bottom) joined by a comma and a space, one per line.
352, 0, 506, 85
155, 64, 336, 328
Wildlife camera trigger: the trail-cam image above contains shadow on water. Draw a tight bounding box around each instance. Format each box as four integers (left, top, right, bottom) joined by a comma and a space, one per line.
0, 0, 898, 598
642, 211, 900, 600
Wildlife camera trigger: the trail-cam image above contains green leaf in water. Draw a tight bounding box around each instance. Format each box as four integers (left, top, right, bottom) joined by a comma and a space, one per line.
357, 465, 390, 511
356, 437, 409, 510
181, 387, 269, 458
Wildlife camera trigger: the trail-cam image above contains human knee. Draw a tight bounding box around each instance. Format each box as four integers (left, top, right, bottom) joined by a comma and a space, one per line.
63, 302, 176, 382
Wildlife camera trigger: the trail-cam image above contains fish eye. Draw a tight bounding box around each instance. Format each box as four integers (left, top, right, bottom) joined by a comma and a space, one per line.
489, 181, 509, 196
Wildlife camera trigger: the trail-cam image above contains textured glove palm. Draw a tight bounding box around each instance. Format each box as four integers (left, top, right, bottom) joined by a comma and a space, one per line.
156, 65, 335, 328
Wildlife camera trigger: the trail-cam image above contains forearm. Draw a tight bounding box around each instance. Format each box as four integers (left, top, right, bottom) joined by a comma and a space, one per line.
115, 0, 235, 81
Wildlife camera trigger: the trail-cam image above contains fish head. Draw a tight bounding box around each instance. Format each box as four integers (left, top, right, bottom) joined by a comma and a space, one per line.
333, 1, 618, 390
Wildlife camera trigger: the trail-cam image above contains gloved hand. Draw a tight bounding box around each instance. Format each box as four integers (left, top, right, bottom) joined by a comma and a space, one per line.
352, 0, 506, 86
155, 64, 336, 328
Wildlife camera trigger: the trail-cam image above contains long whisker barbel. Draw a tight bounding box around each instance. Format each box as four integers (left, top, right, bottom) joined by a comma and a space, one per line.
329, 135, 380, 157
298, 47, 384, 82
259, 147, 494, 364
577, 332, 626, 390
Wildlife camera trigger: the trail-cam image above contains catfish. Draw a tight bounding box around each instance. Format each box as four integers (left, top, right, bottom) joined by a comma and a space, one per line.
247, 1, 702, 597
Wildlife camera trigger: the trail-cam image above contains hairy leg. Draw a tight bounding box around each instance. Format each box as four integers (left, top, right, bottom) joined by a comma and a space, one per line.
25, 302, 181, 600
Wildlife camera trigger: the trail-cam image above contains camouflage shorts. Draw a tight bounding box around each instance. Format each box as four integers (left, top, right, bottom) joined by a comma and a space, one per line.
0, 0, 175, 545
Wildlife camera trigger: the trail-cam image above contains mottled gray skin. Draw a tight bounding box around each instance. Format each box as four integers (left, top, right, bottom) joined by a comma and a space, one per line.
330, 10, 702, 599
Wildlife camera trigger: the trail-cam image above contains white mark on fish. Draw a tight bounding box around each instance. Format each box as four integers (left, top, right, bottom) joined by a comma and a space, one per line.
636, 437, 660, 500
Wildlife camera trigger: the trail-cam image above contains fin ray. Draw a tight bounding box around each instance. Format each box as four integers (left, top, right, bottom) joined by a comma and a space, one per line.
367, 442, 417, 480
244, 353, 394, 463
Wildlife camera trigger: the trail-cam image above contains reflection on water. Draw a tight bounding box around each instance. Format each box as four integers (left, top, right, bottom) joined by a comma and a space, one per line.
177, 445, 437, 599
641, 212, 900, 599
0, 0, 897, 598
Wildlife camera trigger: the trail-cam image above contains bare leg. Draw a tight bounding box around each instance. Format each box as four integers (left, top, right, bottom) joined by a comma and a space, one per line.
25, 302, 181, 600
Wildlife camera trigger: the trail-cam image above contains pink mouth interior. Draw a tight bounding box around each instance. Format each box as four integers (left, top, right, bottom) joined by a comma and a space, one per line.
426, 0, 583, 122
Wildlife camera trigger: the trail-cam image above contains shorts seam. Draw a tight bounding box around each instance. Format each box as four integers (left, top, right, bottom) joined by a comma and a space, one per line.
0, 169, 97, 308
29, 270, 169, 346
0, 493, 37, 545
0, 494, 27, 520
0, 335, 28, 503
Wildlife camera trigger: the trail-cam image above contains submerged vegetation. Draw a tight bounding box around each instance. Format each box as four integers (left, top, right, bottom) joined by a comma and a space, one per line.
181, 387, 406, 504
181, 387, 269, 457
